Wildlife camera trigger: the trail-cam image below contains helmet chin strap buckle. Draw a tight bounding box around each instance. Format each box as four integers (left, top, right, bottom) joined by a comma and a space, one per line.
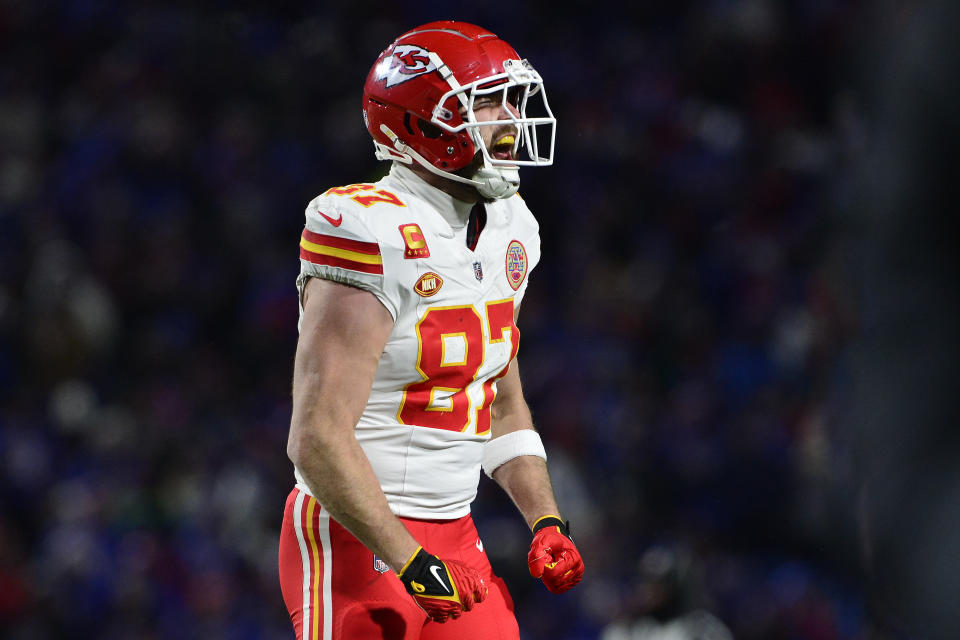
474, 165, 519, 199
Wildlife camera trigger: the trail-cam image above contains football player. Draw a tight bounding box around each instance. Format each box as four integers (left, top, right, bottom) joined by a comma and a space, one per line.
278, 21, 584, 640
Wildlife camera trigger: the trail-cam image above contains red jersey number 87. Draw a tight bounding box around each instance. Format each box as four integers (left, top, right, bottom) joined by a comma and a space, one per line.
398, 300, 519, 435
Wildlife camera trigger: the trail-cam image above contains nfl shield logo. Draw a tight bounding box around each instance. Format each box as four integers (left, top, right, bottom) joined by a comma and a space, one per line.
373, 555, 389, 574
473, 261, 483, 282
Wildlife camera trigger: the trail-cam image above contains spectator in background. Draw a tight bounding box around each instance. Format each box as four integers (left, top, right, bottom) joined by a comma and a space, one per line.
601, 544, 733, 640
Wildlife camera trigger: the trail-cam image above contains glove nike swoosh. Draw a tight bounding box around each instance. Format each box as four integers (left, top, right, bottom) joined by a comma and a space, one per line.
430, 565, 451, 593
397, 547, 488, 623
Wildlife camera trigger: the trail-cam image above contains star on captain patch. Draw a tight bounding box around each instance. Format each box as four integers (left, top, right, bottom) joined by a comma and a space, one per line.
473, 261, 483, 282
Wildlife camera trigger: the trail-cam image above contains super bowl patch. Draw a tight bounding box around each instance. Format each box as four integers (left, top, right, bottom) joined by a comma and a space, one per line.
505, 240, 527, 290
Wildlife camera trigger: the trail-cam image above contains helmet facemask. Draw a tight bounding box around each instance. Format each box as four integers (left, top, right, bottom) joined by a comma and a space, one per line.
431, 57, 556, 199
373, 54, 556, 200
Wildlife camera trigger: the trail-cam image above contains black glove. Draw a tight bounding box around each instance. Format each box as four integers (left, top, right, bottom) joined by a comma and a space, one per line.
397, 546, 488, 622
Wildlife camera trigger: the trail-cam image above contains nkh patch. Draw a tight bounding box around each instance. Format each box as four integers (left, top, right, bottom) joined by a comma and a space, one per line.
473, 261, 483, 282
398, 223, 430, 258
414, 272, 443, 297
505, 240, 527, 290
373, 555, 389, 574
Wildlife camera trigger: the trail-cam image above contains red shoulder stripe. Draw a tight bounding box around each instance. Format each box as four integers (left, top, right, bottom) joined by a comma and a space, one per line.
302, 229, 380, 255
299, 247, 384, 275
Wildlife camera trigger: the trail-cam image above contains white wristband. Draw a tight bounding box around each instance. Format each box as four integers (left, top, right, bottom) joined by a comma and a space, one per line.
482, 429, 547, 479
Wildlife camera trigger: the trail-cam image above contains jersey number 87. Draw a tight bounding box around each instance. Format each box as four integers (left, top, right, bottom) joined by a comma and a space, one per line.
398, 300, 519, 435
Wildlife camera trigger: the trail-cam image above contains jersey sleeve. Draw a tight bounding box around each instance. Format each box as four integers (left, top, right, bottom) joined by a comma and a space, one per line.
297, 195, 399, 320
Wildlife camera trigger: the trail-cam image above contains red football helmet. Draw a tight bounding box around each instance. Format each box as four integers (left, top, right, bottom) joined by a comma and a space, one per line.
362, 21, 556, 199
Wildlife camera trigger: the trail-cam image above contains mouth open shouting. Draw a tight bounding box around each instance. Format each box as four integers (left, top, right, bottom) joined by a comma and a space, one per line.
490, 132, 518, 162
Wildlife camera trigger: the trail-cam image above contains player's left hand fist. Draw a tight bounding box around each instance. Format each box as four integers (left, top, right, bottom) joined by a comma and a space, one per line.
397, 546, 487, 623
527, 515, 584, 594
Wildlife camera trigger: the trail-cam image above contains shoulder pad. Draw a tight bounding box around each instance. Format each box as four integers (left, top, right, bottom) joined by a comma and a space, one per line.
302, 194, 382, 276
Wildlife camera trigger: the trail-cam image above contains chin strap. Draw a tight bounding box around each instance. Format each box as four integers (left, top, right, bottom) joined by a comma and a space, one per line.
378, 125, 518, 199
473, 165, 519, 199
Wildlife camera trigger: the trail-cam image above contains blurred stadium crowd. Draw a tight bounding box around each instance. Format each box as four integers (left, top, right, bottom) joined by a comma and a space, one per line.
2, 1, 953, 639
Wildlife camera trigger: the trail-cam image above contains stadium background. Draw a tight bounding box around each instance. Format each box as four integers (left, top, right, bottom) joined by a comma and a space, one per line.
2, 1, 957, 638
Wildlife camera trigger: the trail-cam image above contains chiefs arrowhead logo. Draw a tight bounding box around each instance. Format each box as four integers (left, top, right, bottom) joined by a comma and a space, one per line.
374, 44, 437, 88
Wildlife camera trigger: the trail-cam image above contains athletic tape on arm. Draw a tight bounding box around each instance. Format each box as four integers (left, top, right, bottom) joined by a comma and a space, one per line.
482, 429, 547, 478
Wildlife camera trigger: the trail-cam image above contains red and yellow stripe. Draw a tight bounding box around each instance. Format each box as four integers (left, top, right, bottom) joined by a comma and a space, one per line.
299, 229, 383, 275
304, 496, 322, 640
293, 492, 331, 640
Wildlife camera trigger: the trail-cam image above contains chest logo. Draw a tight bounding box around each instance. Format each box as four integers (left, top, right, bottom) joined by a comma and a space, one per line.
505, 240, 528, 290
414, 272, 443, 297
399, 223, 430, 259
473, 261, 483, 282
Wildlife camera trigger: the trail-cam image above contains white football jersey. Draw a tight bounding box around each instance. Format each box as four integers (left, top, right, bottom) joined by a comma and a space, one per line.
293, 163, 540, 519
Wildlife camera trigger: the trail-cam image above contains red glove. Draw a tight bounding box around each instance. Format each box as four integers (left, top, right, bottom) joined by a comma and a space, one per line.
397, 546, 487, 622
527, 515, 585, 594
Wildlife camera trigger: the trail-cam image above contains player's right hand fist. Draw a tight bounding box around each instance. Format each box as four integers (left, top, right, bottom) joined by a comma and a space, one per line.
397, 546, 488, 623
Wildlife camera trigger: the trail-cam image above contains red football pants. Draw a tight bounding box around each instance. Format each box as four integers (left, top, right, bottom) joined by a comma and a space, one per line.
278, 487, 521, 640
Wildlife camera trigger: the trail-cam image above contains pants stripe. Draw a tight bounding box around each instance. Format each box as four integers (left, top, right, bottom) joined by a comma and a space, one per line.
307, 498, 321, 640
292, 491, 312, 640
296, 493, 332, 640
318, 504, 333, 640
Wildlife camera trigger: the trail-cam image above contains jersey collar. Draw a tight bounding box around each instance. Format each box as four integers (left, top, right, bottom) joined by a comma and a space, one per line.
387, 163, 474, 233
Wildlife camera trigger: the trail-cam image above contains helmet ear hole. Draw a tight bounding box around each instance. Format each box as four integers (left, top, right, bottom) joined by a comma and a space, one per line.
416, 118, 442, 139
